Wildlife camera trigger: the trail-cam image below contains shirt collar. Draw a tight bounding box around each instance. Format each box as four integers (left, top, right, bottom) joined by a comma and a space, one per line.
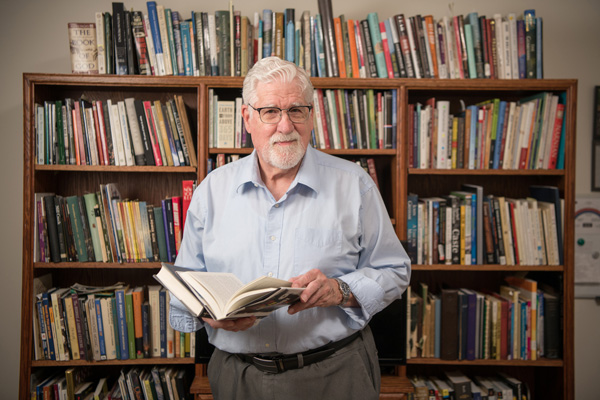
234, 147, 321, 195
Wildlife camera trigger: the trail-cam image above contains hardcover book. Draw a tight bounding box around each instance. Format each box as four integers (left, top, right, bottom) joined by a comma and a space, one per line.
154, 263, 304, 321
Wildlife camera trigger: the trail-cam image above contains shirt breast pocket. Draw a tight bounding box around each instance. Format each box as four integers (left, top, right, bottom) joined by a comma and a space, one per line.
293, 227, 343, 275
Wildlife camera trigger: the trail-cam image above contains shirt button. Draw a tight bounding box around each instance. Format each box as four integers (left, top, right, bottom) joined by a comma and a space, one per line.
254, 183, 258, 187
274, 203, 280, 208
270, 235, 276, 241
268, 272, 273, 277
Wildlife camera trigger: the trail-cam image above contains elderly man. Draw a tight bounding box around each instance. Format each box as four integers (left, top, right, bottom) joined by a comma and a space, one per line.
170, 56, 410, 400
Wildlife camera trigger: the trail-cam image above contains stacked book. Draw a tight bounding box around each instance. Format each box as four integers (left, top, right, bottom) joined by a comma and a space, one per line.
69, 1, 543, 79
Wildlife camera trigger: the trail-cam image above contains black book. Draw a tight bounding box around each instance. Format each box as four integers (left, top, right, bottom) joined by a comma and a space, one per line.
412, 15, 431, 79
131, 11, 150, 76
112, 2, 128, 75
193, 12, 206, 77
101, 101, 115, 165
317, 0, 338, 77
103, 13, 114, 74
443, 194, 461, 264
542, 290, 561, 358
162, 198, 177, 263
77, 196, 96, 261
124, 10, 137, 75
360, 20, 378, 78
133, 99, 156, 166
394, 14, 415, 78
201, 12, 212, 76
43, 195, 61, 263
440, 288, 459, 360
384, 91, 393, 149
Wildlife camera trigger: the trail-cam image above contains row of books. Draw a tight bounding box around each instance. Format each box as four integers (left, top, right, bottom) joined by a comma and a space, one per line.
410, 92, 566, 170
33, 276, 194, 363
406, 276, 561, 362
31, 365, 191, 400
409, 371, 530, 400
71, 1, 543, 80
34, 180, 197, 264
35, 95, 197, 167
406, 184, 564, 266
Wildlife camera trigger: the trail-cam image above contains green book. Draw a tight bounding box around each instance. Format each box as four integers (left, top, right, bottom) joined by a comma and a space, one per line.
82, 192, 103, 262
153, 206, 169, 262
366, 13, 387, 78
125, 289, 136, 359
367, 89, 377, 149
66, 195, 88, 262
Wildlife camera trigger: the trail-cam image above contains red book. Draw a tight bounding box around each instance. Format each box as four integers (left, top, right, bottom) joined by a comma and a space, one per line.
142, 101, 163, 166
92, 102, 106, 166
547, 104, 565, 169
95, 101, 110, 165
171, 196, 183, 255
316, 89, 331, 149
181, 180, 195, 234
379, 22, 395, 79
72, 102, 87, 165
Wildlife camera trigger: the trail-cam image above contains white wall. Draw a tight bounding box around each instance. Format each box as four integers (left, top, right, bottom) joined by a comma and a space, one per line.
2, 0, 599, 398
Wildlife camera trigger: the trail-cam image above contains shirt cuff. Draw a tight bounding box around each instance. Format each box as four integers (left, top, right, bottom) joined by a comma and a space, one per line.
339, 273, 386, 328
169, 295, 204, 333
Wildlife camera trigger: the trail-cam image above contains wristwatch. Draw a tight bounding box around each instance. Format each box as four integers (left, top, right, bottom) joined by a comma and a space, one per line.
334, 278, 351, 306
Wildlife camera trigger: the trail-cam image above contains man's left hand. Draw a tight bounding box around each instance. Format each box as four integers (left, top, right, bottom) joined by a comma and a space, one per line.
287, 269, 347, 314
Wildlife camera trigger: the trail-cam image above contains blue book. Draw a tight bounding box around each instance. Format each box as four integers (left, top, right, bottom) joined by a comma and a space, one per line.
468, 105, 479, 169
464, 24, 477, 79
406, 193, 419, 264
111, 296, 121, 360
35, 299, 49, 359
520, 299, 527, 359
285, 20, 295, 62
94, 297, 107, 360
146, 1, 166, 76
314, 15, 326, 77
115, 288, 129, 360
433, 294, 441, 358
467, 12, 483, 78
180, 20, 193, 76
161, 198, 176, 262
159, 288, 167, 357
517, 20, 526, 79
262, 9, 272, 58
366, 13, 387, 78
310, 17, 318, 77
492, 101, 507, 169
461, 184, 484, 265
41, 291, 56, 360
461, 289, 477, 360
343, 90, 355, 149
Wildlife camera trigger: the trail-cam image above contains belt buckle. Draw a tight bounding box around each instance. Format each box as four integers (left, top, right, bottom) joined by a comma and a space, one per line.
252, 355, 286, 373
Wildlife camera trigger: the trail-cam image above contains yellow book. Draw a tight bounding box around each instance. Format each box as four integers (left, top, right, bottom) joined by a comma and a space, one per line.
125, 201, 140, 262
152, 101, 173, 166
451, 116, 459, 169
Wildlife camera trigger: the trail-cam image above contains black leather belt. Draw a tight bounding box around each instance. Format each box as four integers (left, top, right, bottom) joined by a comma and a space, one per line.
236, 331, 361, 374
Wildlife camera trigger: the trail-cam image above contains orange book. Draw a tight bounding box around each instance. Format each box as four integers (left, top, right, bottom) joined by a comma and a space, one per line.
347, 20, 360, 78
424, 16, 439, 78
131, 287, 144, 358
333, 17, 347, 78
171, 196, 183, 254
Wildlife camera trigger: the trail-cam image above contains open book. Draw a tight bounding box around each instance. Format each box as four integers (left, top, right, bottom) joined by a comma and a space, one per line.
153, 263, 304, 320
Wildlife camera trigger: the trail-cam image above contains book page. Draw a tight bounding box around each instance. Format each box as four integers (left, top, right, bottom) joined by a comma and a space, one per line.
179, 272, 243, 315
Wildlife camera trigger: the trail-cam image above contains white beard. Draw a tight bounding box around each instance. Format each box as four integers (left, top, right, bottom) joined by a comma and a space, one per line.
261, 131, 306, 170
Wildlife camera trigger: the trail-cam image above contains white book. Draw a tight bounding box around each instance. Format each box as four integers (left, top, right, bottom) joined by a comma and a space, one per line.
419, 105, 431, 168
144, 14, 158, 75
312, 91, 326, 149
124, 98, 146, 165
326, 90, 341, 149
500, 198, 516, 265
95, 12, 106, 74
442, 16, 459, 79
101, 297, 117, 360
234, 97, 243, 148
501, 102, 517, 169
156, 5, 173, 75
514, 101, 534, 169
405, 17, 422, 79
493, 14, 506, 79
35, 104, 45, 165
117, 101, 135, 166
148, 285, 161, 357
417, 202, 424, 264
216, 100, 235, 148
84, 107, 100, 166
539, 201, 559, 265
107, 101, 126, 166
445, 204, 452, 264
507, 13, 519, 79
436, 101, 450, 168
50, 288, 70, 361
502, 20, 512, 79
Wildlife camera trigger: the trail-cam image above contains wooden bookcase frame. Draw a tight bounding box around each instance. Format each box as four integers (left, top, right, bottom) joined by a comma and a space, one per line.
20, 74, 576, 400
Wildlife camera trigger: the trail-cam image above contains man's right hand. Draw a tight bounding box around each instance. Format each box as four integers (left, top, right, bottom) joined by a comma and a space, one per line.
202, 316, 257, 332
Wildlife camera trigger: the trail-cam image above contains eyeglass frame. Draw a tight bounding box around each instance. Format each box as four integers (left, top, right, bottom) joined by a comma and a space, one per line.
247, 104, 313, 124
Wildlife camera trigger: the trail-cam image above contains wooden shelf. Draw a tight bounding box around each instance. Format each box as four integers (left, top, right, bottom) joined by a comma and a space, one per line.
34, 165, 196, 173
412, 264, 564, 271
407, 357, 563, 367
32, 357, 194, 367
33, 262, 163, 269
409, 168, 565, 176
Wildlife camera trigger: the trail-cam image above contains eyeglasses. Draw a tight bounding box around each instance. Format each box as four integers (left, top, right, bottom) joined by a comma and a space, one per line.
248, 104, 313, 124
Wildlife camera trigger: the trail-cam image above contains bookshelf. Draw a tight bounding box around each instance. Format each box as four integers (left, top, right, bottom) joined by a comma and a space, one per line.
20, 75, 576, 400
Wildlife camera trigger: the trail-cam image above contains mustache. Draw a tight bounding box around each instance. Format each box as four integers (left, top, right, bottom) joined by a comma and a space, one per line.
269, 131, 301, 145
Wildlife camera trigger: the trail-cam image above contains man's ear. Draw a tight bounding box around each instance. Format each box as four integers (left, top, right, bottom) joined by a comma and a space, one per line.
241, 104, 251, 132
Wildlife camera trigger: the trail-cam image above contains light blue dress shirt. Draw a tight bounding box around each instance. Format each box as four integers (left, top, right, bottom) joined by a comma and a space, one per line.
170, 146, 411, 354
